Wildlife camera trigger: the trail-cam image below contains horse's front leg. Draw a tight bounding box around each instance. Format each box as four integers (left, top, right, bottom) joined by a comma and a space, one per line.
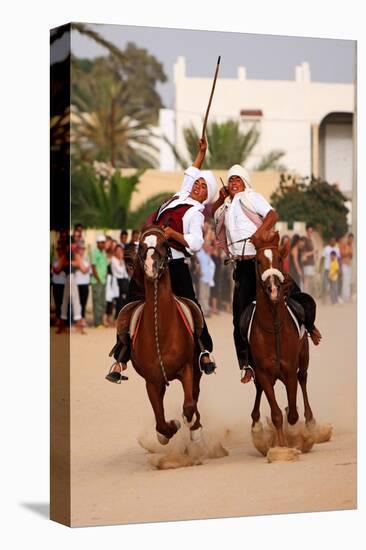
145, 381, 180, 445
181, 361, 202, 441
260, 373, 286, 447
251, 381, 263, 426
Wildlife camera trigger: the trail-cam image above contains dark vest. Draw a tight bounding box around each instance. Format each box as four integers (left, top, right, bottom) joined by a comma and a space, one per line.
152, 199, 194, 257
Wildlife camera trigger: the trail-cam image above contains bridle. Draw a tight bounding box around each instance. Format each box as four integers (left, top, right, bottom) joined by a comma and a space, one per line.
137, 226, 172, 386
254, 243, 285, 379
137, 227, 172, 278
255, 244, 284, 294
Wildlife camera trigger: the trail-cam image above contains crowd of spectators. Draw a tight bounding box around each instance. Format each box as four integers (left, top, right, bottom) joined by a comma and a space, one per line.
51, 222, 355, 332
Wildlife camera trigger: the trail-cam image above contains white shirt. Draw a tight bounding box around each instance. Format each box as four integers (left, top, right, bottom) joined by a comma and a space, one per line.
197, 249, 216, 286
322, 245, 341, 270
158, 166, 205, 260
224, 190, 272, 256
74, 258, 91, 285
111, 256, 129, 279
52, 259, 66, 284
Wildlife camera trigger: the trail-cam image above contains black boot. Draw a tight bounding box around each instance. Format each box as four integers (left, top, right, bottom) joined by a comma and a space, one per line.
106, 331, 131, 383
199, 350, 216, 375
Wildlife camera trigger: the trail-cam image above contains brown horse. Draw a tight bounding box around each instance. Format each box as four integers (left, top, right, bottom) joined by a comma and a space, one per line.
246, 230, 332, 461
120, 225, 203, 445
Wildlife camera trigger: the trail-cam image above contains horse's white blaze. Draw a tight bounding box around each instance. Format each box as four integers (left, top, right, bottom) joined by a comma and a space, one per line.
144, 235, 157, 248
264, 249, 273, 264
144, 235, 157, 276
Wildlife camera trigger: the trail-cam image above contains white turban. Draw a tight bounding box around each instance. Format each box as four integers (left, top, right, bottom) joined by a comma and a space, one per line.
199, 170, 217, 204
226, 164, 252, 188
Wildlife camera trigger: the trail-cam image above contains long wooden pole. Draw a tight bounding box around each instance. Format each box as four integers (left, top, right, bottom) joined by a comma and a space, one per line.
201, 56, 221, 139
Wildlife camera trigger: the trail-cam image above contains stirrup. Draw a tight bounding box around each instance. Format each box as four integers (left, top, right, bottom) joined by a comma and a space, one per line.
198, 351, 216, 375
105, 362, 128, 384
240, 365, 255, 382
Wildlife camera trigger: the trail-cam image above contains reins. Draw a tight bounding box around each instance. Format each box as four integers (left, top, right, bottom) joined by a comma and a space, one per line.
138, 227, 171, 386
254, 244, 285, 379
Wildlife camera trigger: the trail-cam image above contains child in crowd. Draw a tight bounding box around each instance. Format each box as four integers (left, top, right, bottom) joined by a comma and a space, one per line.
328, 250, 340, 305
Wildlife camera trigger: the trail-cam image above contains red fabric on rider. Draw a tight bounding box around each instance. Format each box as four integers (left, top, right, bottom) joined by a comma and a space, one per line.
151, 203, 194, 257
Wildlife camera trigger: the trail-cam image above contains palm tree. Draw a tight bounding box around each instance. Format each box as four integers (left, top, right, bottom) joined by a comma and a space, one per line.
71, 163, 170, 229
164, 120, 286, 171
71, 57, 159, 168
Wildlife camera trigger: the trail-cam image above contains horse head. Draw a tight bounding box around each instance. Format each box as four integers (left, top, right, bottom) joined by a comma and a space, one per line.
137, 225, 171, 282
251, 230, 289, 303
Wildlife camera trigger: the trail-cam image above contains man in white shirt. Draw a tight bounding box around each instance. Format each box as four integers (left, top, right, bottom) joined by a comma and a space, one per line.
106, 138, 218, 383
213, 164, 322, 384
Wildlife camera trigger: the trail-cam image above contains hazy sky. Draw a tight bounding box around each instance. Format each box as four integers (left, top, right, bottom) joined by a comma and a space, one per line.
70, 23, 356, 108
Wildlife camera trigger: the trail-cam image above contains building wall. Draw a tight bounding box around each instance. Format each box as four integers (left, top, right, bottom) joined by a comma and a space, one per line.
172, 57, 354, 178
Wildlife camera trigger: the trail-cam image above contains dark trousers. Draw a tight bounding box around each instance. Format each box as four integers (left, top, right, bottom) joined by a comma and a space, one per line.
113, 258, 213, 361
115, 278, 129, 319
232, 260, 257, 364
77, 284, 89, 319
232, 259, 316, 365
53, 284, 65, 319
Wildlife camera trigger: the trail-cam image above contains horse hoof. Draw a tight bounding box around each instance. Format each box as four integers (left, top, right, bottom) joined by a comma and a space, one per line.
171, 419, 181, 431
190, 427, 203, 443
182, 413, 196, 428
251, 421, 264, 433
156, 431, 169, 445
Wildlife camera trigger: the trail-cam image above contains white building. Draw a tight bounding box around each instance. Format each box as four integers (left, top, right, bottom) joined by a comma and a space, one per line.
159, 56, 355, 198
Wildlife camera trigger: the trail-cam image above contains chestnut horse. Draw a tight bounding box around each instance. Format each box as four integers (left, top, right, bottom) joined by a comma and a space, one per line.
246, 230, 331, 460
125, 225, 203, 445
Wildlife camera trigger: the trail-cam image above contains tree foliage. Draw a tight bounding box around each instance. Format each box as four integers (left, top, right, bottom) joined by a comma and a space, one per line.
71, 163, 170, 229
270, 175, 349, 240
165, 120, 286, 170
71, 56, 162, 168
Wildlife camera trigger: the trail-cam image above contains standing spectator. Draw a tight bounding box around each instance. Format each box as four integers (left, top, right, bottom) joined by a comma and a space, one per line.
72, 223, 83, 245
302, 224, 316, 295
91, 235, 108, 327
196, 243, 216, 317
289, 234, 303, 289
280, 235, 290, 274
111, 245, 130, 319
120, 229, 128, 248
328, 251, 340, 305
104, 236, 118, 325
74, 241, 91, 325
339, 232, 354, 302
60, 258, 84, 334
52, 245, 68, 322
321, 237, 341, 302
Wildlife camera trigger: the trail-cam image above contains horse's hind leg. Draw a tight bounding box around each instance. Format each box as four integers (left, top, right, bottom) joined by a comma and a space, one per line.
146, 381, 180, 445
297, 339, 314, 424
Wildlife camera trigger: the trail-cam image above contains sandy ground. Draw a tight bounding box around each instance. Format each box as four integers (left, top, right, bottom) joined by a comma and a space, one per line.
67, 301, 356, 527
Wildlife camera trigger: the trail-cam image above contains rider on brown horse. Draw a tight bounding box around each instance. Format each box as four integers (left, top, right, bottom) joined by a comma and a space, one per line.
212, 164, 322, 384
106, 137, 218, 383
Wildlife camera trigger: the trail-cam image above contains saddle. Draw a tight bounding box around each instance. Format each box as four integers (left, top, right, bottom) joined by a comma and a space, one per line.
116, 296, 204, 347
239, 298, 306, 343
